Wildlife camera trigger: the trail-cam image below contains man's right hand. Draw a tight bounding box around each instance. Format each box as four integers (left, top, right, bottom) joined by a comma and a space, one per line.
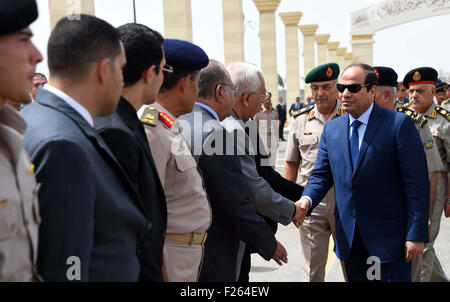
292, 198, 310, 228
272, 241, 288, 266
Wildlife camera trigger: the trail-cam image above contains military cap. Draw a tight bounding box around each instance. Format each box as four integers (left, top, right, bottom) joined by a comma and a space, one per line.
436, 81, 447, 93
0, 0, 38, 36
373, 66, 398, 87
305, 63, 340, 83
403, 67, 438, 89
163, 39, 209, 71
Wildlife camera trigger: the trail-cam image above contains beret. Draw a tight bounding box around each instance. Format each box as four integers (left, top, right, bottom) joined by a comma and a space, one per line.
373, 66, 398, 87
403, 67, 438, 89
163, 39, 209, 71
436, 81, 447, 93
305, 63, 340, 83
0, 0, 38, 36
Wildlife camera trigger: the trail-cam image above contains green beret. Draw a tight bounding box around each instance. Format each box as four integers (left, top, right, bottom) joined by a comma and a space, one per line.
305, 63, 340, 83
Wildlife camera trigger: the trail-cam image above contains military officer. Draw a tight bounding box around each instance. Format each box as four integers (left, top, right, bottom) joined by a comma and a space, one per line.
373, 66, 443, 282
404, 67, 450, 282
284, 63, 345, 282
436, 81, 449, 109
255, 94, 279, 168
138, 39, 212, 282
0, 0, 43, 281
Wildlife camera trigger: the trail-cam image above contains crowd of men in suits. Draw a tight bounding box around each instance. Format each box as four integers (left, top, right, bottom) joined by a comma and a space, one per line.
1, 0, 449, 282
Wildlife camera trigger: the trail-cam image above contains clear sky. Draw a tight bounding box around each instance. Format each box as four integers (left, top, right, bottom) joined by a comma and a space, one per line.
30, 0, 450, 86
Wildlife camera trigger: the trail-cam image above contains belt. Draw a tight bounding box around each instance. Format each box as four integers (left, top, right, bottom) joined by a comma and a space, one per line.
165, 233, 208, 245
439, 171, 448, 178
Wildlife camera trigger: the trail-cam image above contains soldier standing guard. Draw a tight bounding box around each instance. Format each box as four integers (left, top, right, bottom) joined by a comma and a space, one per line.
404, 67, 450, 282
284, 63, 345, 282
138, 39, 212, 282
0, 0, 43, 281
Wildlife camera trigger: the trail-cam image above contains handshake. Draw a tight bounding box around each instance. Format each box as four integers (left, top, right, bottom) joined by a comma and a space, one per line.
292, 197, 310, 228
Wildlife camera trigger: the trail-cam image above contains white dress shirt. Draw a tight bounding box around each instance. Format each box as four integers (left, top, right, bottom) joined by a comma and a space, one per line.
44, 84, 94, 127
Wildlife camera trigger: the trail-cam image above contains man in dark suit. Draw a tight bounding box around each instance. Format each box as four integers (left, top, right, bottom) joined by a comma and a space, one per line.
276, 97, 287, 140
179, 60, 287, 281
289, 96, 304, 116
298, 63, 430, 282
94, 23, 167, 282
22, 15, 152, 281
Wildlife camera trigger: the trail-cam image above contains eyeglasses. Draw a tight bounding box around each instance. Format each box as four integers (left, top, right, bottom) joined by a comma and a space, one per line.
336, 83, 371, 93
245, 91, 272, 101
219, 83, 238, 93
155, 64, 173, 74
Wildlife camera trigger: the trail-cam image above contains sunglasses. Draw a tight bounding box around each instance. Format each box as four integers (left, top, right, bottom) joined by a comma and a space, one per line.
155, 64, 173, 74
336, 83, 371, 93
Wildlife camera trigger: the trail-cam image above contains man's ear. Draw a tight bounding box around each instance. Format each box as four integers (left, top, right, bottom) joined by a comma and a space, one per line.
242, 92, 251, 108
215, 84, 223, 103
143, 65, 157, 84
431, 87, 436, 96
96, 58, 111, 85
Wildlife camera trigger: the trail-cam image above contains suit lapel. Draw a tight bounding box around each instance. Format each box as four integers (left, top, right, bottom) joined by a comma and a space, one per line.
352, 103, 384, 178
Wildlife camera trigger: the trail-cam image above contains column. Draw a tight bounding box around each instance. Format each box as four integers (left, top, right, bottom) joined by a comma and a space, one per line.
253, 0, 281, 99
279, 12, 302, 119
223, 0, 244, 65
299, 24, 318, 102
351, 34, 374, 65
162, 0, 192, 41
315, 34, 330, 65
344, 52, 353, 68
48, 0, 95, 30
327, 41, 339, 64
351, 55, 359, 64
336, 47, 347, 72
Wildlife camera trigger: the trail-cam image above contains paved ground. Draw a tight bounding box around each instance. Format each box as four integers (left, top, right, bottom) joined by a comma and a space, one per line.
249, 128, 450, 282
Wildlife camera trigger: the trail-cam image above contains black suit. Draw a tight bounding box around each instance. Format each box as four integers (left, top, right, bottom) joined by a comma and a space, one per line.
276, 103, 286, 140
94, 97, 167, 282
180, 104, 277, 281
238, 128, 304, 281
289, 102, 304, 116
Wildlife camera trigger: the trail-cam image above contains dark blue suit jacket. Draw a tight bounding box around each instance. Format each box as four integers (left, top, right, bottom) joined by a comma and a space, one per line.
22, 89, 151, 281
302, 103, 429, 263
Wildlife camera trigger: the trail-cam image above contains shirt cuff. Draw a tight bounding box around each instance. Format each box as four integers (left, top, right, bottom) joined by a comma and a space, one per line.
303, 196, 312, 210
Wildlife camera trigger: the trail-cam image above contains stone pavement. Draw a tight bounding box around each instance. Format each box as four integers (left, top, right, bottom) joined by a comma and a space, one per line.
249, 127, 450, 282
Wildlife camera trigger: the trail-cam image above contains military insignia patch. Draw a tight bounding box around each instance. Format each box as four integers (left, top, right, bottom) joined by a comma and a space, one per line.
424, 138, 434, 149
308, 110, 315, 120
159, 112, 175, 128
27, 164, 35, 176
429, 109, 437, 119
413, 71, 421, 82
140, 106, 158, 126
374, 68, 380, 80
436, 106, 450, 121
325, 66, 333, 79
338, 107, 345, 116
430, 128, 439, 136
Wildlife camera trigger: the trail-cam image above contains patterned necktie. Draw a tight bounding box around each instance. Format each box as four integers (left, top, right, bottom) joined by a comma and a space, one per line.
350, 120, 362, 171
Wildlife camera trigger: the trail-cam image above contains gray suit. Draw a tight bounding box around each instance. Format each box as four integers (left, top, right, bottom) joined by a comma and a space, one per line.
21, 89, 151, 281
221, 111, 295, 225
179, 104, 277, 281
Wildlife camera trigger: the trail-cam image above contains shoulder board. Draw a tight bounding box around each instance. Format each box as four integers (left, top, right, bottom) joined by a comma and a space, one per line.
396, 107, 421, 123
403, 102, 410, 107
338, 107, 345, 116
292, 105, 314, 119
140, 106, 158, 126
159, 111, 175, 128
420, 119, 428, 129
435, 106, 450, 121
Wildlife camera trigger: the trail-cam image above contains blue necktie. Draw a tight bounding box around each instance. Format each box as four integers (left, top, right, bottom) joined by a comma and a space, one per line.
350, 120, 362, 171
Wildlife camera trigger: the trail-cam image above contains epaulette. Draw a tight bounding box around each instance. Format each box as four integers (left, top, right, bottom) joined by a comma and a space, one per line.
140, 106, 158, 126
338, 107, 345, 116
396, 107, 421, 123
435, 106, 450, 121
292, 105, 314, 119
403, 102, 410, 107
158, 111, 175, 128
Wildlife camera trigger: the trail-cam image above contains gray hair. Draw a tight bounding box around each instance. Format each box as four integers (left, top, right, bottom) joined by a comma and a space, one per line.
198, 59, 231, 99
379, 86, 397, 101
226, 62, 263, 98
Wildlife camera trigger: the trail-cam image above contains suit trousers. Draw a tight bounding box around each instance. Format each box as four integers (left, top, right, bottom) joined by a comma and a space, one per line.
344, 225, 411, 282
278, 121, 285, 140
421, 175, 449, 282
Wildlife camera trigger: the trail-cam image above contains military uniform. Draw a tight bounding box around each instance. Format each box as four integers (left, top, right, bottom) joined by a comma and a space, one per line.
286, 101, 344, 281
441, 99, 450, 111
404, 67, 450, 282
0, 104, 41, 281
139, 102, 212, 282
254, 108, 279, 167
